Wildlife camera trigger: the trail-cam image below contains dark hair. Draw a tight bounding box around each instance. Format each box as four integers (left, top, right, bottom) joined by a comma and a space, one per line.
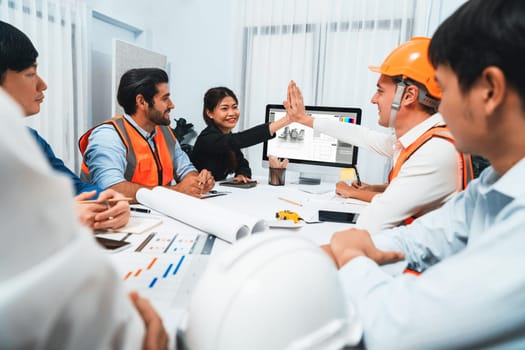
429, 0, 525, 104
202, 87, 240, 173
202, 87, 239, 127
0, 21, 38, 83
117, 68, 169, 115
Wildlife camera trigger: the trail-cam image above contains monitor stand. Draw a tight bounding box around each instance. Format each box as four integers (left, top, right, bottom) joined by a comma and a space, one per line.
298, 172, 321, 185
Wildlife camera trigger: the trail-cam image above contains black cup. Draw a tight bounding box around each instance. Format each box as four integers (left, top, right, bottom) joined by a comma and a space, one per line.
268, 167, 286, 186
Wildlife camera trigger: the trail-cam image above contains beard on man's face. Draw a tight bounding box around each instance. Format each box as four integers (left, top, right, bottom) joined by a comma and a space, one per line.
148, 105, 171, 126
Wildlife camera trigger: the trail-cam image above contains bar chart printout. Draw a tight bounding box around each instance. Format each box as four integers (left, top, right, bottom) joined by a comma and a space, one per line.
110, 232, 215, 308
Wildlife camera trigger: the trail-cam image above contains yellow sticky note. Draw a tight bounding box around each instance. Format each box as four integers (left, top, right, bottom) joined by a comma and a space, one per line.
340, 168, 356, 181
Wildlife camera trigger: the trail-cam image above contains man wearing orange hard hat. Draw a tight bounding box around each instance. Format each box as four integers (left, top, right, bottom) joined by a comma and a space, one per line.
285, 37, 472, 233
368, 37, 443, 129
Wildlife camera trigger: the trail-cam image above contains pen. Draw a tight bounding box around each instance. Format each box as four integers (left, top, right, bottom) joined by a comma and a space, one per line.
354, 166, 362, 186
130, 207, 151, 213
278, 197, 303, 207
77, 197, 133, 204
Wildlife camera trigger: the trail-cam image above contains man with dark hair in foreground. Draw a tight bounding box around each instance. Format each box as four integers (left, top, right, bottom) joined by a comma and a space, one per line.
0, 20, 129, 230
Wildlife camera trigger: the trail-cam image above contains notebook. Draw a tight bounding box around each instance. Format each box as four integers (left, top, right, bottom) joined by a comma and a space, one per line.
109, 216, 163, 234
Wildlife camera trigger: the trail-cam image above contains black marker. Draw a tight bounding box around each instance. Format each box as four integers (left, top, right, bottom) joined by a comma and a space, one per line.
130, 207, 151, 213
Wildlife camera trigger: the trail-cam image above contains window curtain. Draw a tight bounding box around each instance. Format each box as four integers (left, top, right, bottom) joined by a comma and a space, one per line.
234, 0, 443, 184
1, 0, 88, 172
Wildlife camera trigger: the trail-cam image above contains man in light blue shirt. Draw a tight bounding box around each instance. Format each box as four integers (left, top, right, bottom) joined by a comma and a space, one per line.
84, 115, 197, 190
286, 0, 525, 348
81, 68, 215, 202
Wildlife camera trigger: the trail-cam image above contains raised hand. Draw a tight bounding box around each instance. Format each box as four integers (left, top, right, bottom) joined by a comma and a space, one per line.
283, 80, 313, 127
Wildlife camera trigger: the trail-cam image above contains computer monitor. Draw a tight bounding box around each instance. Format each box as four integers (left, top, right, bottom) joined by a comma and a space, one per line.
262, 104, 362, 184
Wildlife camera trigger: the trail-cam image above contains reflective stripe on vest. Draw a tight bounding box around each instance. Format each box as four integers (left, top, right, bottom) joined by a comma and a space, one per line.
79, 115, 178, 187
388, 125, 474, 225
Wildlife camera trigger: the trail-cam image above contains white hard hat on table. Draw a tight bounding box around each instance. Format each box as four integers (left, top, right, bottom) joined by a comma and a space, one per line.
178, 233, 362, 350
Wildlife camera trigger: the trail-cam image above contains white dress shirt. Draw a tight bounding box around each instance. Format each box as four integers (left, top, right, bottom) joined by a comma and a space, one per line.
339, 159, 525, 349
0, 89, 145, 349
314, 113, 459, 233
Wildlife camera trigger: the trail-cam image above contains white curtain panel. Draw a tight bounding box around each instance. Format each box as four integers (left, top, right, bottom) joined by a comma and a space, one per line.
234, 0, 443, 183
1, 0, 88, 172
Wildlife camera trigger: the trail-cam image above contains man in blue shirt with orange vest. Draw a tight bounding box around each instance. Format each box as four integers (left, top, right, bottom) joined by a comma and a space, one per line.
80, 68, 215, 202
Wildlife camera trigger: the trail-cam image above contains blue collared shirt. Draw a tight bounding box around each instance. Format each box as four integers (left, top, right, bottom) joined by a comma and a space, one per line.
340, 157, 525, 349
28, 127, 101, 196
83, 115, 196, 190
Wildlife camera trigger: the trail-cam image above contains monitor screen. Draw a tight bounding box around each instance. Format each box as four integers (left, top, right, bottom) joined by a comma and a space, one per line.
262, 104, 361, 175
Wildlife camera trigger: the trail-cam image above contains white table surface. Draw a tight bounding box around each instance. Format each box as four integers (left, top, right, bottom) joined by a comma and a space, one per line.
97, 179, 368, 348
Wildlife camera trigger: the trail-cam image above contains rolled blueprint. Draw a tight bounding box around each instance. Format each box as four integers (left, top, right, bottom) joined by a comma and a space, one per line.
136, 187, 267, 243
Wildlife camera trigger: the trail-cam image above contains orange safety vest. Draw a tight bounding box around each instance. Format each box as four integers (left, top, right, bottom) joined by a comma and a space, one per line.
79, 115, 178, 187
389, 125, 474, 225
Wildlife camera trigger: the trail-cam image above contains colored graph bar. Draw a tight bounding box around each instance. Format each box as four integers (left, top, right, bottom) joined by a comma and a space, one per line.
163, 234, 178, 253
135, 232, 156, 252
201, 235, 216, 255
149, 277, 158, 288
173, 255, 185, 275
147, 257, 158, 270
163, 263, 173, 278
188, 239, 197, 254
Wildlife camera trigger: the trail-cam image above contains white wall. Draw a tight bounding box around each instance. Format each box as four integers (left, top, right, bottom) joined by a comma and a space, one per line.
149, 0, 238, 134
82, 0, 237, 135
413, 0, 466, 37
81, 0, 153, 46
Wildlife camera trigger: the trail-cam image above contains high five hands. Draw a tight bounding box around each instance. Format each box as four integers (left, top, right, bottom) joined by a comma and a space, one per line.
283, 80, 314, 127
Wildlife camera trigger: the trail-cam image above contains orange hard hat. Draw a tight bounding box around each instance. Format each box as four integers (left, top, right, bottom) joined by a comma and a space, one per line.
369, 37, 442, 99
